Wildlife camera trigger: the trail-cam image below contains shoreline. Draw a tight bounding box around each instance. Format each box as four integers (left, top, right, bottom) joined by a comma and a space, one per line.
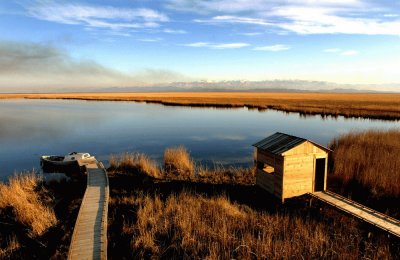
1, 92, 400, 120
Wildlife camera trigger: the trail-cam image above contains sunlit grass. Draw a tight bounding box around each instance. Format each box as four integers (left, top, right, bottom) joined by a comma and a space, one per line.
109, 147, 255, 185
112, 191, 392, 259
0, 174, 57, 237
2, 92, 400, 119
329, 129, 400, 197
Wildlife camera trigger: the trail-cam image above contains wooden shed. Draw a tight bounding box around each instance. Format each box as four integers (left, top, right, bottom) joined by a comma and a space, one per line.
253, 132, 331, 202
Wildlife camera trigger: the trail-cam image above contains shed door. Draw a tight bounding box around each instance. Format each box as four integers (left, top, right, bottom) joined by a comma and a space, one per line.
314, 158, 326, 192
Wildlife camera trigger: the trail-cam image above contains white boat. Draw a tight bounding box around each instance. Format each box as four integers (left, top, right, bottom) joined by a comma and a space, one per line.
40, 152, 94, 172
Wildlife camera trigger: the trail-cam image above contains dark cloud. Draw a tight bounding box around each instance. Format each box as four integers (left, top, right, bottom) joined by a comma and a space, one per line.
0, 41, 188, 92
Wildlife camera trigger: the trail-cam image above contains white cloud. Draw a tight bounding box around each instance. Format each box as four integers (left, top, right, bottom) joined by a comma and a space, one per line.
254, 44, 290, 51
213, 43, 250, 49
169, 1, 400, 36
184, 42, 210, 47
323, 48, 359, 56
163, 28, 187, 34
184, 42, 249, 49
340, 50, 359, 56
139, 38, 163, 42
28, 3, 169, 31
195, 15, 272, 26
323, 48, 341, 52
269, 6, 400, 35
237, 32, 263, 36
167, 0, 364, 13
383, 14, 399, 18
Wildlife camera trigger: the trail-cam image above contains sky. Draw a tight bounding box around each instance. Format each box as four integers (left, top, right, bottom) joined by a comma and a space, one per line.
1, 0, 400, 92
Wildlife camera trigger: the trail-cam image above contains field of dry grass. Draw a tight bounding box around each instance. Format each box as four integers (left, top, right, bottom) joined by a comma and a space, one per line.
108, 186, 397, 259
0, 174, 86, 259
329, 129, 400, 198
0, 174, 57, 237
1, 92, 400, 119
109, 147, 255, 185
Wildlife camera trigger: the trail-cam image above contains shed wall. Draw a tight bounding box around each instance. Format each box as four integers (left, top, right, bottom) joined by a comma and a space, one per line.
255, 140, 329, 202
255, 148, 283, 200
282, 154, 315, 199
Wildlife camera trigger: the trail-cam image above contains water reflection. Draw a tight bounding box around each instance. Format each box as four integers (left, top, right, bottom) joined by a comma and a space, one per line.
0, 99, 398, 180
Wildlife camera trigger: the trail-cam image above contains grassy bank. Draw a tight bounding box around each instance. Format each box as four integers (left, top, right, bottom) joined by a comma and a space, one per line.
0, 173, 85, 259
107, 143, 399, 258
107, 172, 399, 259
1, 92, 400, 120
2, 130, 400, 258
329, 129, 400, 217
109, 147, 255, 185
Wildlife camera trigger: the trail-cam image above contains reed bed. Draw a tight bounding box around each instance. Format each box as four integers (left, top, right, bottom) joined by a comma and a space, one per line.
164, 146, 194, 177
329, 129, 400, 197
109, 147, 255, 185
109, 152, 161, 179
2, 92, 400, 120
111, 191, 393, 259
0, 235, 20, 259
0, 174, 57, 237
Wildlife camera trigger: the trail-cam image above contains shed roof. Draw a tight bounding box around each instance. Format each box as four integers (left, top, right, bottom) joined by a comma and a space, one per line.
252, 132, 331, 155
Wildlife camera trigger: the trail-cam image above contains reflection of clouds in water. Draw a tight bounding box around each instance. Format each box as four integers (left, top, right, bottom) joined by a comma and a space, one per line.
189, 134, 246, 141
1, 99, 399, 179
213, 134, 247, 141
0, 100, 107, 142
189, 136, 208, 141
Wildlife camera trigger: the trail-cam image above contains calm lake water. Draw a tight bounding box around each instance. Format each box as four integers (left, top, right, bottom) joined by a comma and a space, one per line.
0, 99, 398, 180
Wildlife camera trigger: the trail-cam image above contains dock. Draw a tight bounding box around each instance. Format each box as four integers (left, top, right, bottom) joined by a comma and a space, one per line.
310, 191, 400, 238
68, 159, 109, 260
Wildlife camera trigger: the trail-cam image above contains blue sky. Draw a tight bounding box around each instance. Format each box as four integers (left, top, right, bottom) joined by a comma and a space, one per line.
1, 0, 400, 91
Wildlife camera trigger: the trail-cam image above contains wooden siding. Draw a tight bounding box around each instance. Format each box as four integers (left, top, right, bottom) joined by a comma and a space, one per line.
282, 155, 314, 199
255, 139, 329, 202
282, 141, 327, 156
255, 148, 284, 200
256, 170, 282, 200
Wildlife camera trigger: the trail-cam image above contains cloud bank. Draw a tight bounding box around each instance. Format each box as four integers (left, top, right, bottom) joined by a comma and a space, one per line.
0, 41, 188, 92
169, 0, 400, 36
28, 3, 169, 30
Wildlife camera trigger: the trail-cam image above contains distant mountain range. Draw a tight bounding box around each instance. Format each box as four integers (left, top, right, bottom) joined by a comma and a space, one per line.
92, 80, 399, 93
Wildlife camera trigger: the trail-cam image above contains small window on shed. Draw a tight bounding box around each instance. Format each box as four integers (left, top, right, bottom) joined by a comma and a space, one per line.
257, 162, 275, 174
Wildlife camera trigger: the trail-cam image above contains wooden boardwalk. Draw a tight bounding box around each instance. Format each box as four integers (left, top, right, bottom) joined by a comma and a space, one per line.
68, 159, 109, 260
310, 191, 400, 238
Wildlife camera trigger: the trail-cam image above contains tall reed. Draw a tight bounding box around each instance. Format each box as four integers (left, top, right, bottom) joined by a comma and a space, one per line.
0, 174, 57, 236
164, 146, 194, 178
117, 191, 393, 259
329, 129, 400, 197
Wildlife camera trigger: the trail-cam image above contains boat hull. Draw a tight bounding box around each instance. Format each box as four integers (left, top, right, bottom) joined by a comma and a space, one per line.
40, 156, 80, 174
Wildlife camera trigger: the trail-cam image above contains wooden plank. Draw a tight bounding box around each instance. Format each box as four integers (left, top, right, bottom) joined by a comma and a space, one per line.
310, 191, 400, 238
68, 158, 109, 260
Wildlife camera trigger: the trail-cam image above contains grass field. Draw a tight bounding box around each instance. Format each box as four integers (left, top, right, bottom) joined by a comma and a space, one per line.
107, 172, 399, 259
330, 129, 400, 198
1, 92, 400, 119
0, 174, 85, 259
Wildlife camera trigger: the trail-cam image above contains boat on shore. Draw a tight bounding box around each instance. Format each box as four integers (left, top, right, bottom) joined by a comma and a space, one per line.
40, 152, 94, 173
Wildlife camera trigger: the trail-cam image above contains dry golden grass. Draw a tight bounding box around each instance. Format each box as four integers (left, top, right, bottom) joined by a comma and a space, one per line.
0, 174, 57, 237
329, 129, 400, 197
164, 146, 195, 178
195, 164, 255, 185
0, 234, 20, 259
109, 152, 161, 178
1, 92, 400, 119
116, 191, 393, 259
109, 147, 255, 185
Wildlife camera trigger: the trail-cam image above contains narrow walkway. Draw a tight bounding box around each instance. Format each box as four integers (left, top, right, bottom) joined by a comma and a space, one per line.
68, 159, 109, 260
310, 191, 400, 238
